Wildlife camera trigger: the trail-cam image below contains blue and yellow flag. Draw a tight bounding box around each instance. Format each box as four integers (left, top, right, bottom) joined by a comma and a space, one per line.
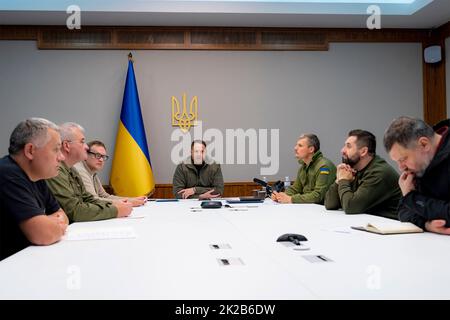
110, 55, 155, 197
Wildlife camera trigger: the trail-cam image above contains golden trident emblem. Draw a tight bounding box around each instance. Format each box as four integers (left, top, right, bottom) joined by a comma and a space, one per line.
171, 93, 198, 133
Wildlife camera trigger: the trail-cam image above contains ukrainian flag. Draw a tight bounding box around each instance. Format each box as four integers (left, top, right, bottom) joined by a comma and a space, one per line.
110, 54, 155, 197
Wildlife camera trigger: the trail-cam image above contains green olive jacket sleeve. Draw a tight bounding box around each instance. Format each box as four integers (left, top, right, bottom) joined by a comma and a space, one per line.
285, 151, 336, 204
324, 156, 401, 219
46, 162, 118, 223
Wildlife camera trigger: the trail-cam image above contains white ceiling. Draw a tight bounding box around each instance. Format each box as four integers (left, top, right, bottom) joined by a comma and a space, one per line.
0, 0, 449, 28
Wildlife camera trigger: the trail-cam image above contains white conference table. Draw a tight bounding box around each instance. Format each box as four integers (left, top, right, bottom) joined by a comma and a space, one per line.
0, 199, 449, 300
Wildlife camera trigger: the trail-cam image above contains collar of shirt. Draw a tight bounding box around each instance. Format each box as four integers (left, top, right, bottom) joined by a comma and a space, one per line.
81, 160, 96, 177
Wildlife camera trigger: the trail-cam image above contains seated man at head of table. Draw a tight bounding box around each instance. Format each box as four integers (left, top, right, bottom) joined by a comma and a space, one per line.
46, 122, 132, 223
0, 118, 69, 261
74, 140, 146, 207
324, 129, 401, 219
271, 133, 336, 204
173, 140, 224, 199
384, 116, 450, 235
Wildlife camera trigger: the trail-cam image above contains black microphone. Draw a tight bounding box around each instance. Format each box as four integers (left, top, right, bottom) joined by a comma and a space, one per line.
273, 180, 285, 192
253, 178, 268, 187
253, 178, 273, 196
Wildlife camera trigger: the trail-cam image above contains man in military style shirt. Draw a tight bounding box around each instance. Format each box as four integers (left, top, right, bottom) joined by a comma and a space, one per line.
272, 134, 336, 204
46, 123, 132, 222
325, 129, 401, 219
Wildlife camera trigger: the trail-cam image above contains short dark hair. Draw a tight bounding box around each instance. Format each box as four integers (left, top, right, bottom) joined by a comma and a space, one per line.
383, 116, 435, 152
348, 129, 376, 156
9, 118, 59, 155
88, 140, 106, 150
299, 134, 320, 153
191, 140, 206, 149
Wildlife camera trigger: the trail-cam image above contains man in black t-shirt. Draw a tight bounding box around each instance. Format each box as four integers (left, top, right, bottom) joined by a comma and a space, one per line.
0, 118, 68, 261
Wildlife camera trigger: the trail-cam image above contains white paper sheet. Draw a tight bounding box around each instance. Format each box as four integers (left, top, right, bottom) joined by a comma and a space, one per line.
63, 226, 137, 241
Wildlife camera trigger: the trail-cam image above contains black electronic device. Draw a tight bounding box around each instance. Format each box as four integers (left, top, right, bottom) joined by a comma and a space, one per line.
200, 201, 222, 209
276, 233, 308, 245
253, 178, 285, 196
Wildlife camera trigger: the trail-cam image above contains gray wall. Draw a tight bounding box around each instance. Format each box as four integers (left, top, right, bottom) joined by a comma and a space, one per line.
0, 41, 422, 183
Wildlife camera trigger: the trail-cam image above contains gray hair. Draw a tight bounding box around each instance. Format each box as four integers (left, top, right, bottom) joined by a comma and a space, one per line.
299, 133, 320, 153
384, 116, 435, 152
9, 118, 59, 155
59, 122, 85, 142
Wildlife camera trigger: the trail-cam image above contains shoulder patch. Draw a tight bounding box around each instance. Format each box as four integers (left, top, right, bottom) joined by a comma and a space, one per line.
319, 167, 330, 175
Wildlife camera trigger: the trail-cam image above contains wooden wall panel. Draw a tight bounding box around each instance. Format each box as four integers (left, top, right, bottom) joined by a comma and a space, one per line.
327, 28, 428, 43
106, 182, 264, 198
38, 27, 113, 49
422, 21, 449, 125
0, 26, 37, 40
0, 26, 428, 50
439, 21, 450, 39
149, 182, 264, 199
422, 41, 447, 125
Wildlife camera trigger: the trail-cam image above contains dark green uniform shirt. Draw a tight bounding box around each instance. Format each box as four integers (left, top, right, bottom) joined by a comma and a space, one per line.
46, 162, 117, 223
285, 151, 337, 204
324, 155, 401, 219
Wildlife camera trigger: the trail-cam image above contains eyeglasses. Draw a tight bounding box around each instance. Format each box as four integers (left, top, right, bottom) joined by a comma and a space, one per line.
87, 151, 109, 161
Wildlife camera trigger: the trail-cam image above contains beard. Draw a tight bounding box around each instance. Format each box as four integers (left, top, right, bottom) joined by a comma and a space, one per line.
410, 154, 433, 178
413, 162, 429, 178
192, 155, 204, 165
342, 154, 360, 168
413, 170, 424, 178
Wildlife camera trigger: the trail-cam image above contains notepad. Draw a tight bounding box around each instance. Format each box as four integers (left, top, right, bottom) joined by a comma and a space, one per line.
126, 212, 146, 219
64, 226, 137, 241
351, 222, 423, 235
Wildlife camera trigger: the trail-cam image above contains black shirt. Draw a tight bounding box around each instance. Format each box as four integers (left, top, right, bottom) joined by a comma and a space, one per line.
0, 155, 60, 261
192, 158, 205, 176
399, 121, 450, 228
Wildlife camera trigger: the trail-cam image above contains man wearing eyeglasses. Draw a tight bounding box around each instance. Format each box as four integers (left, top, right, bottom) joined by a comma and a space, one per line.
74, 140, 146, 207
46, 123, 132, 222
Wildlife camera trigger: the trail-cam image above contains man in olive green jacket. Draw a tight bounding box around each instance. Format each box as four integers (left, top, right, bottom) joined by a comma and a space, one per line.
173, 140, 224, 199
324, 129, 401, 220
46, 123, 132, 222
272, 134, 336, 204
